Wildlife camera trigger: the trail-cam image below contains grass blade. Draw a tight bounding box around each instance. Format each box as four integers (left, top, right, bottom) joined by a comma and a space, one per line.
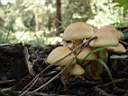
97, 59, 113, 81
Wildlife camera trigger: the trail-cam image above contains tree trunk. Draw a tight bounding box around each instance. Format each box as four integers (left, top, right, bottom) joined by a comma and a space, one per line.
56, 0, 62, 33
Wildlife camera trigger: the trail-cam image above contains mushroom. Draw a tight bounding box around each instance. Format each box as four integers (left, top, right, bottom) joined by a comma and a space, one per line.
70, 64, 85, 76
63, 22, 94, 49
63, 22, 94, 40
101, 25, 124, 40
77, 47, 97, 61
116, 31, 124, 40
47, 46, 76, 66
107, 43, 126, 53
89, 26, 119, 47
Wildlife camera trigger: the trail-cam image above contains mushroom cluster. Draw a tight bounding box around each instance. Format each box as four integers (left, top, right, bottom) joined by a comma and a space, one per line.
47, 22, 126, 80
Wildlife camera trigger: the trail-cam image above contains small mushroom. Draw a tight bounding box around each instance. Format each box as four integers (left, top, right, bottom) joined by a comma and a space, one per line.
77, 47, 97, 61
63, 22, 94, 49
90, 26, 119, 47
102, 25, 124, 39
116, 31, 124, 40
70, 64, 85, 76
107, 43, 126, 53
47, 46, 76, 66
63, 22, 94, 40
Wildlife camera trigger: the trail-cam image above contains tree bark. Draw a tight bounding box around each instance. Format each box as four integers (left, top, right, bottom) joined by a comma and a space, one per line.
56, 0, 62, 33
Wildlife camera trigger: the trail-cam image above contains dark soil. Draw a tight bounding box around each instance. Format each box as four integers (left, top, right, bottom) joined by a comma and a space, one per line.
0, 41, 128, 96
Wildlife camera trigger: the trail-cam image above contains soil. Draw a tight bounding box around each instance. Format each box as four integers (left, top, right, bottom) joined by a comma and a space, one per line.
0, 41, 127, 96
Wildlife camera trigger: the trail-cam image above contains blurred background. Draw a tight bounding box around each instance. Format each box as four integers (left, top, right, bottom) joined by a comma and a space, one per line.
0, 0, 128, 45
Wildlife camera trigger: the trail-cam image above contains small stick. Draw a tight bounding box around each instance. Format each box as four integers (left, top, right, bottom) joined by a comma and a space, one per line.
94, 87, 113, 96
120, 40, 128, 46
20, 64, 53, 95
97, 78, 128, 87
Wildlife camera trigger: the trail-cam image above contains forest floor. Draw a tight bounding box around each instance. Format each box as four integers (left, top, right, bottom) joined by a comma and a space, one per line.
0, 42, 128, 96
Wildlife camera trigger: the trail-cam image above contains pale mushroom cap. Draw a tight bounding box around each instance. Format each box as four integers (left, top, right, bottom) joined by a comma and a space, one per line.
47, 46, 76, 66
77, 47, 97, 61
89, 27, 119, 47
102, 25, 124, 39
63, 22, 94, 41
116, 31, 124, 39
70, 64, 85, 75
107, 43, 126, 53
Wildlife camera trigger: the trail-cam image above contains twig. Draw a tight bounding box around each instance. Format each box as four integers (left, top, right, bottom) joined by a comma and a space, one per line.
94, 87, 114, 96
20, 64, 53, 93
32, 66, 64, 92
19, 78, 38, 96
32, 91, 75, 96
97, 78, 128, 87
0, 79, 16, 85
3, 90, 75, 96
120, 40, 128, 46
5, 30, 10, 41
124, 90, 128, 96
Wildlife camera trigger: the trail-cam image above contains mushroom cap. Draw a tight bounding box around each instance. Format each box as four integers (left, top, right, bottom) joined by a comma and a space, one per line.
47, 46, 76, 66
70, 64, 85, 75
89, 26, 119, 47
116, 31, 124, 39
77, 47, 97, 61
63, 22, 94, 41
102, 25, 124, 39
107, 43, 126, 53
